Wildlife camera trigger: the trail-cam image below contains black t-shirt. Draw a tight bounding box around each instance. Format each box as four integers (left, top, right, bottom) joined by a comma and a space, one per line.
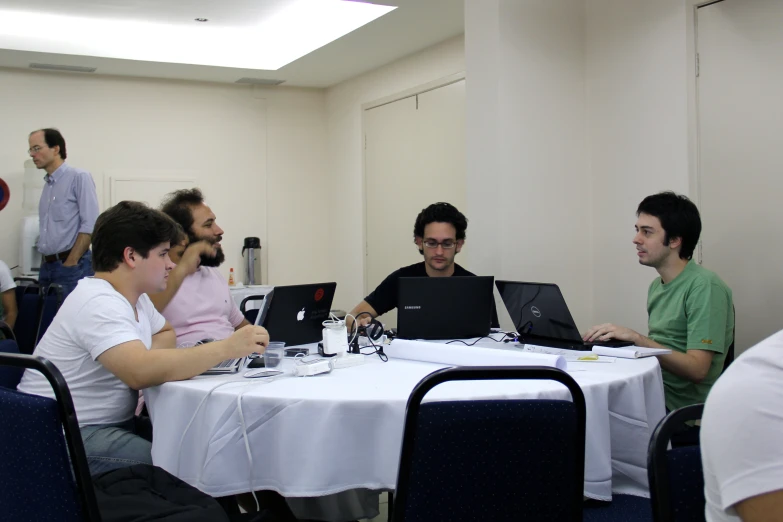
365, 262, 498, 327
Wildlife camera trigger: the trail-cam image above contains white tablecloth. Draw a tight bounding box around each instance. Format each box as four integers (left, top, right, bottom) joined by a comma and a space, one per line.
146, 340, 665, 501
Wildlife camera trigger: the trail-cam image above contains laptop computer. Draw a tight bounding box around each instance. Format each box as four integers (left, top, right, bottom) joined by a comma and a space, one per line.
397, 276, 494, 340
258, 282, 337, 347
200, 338, 246, 375
495, 280, 633, 351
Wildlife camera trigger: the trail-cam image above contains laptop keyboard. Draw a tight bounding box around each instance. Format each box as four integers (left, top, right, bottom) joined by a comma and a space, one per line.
214, 358, 241, 369
201, 358, 244, 375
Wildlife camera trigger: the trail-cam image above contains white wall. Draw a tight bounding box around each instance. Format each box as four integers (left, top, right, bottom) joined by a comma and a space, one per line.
463, 0, 693, 333
585, 0, 690, 332
465, 0, 592, 329
0, 68, 329, 287
259, 86, 331, 286
325, 35, 465, 312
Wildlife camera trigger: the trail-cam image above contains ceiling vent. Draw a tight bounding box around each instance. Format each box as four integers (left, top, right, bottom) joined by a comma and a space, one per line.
29, 63, 97, 73
235, 77, 285, 85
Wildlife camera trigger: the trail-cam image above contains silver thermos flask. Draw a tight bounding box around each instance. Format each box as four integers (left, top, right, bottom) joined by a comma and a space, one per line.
241, 237, 262, 285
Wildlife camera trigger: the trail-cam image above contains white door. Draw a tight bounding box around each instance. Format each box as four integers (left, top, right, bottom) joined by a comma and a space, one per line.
364, 80, 466, 327
110, 176, 196, 208
697, 0, 783, 353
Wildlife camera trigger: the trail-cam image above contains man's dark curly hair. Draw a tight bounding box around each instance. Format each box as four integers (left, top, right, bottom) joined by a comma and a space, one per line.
160, 188, 205, 241
413, 202, 468, 242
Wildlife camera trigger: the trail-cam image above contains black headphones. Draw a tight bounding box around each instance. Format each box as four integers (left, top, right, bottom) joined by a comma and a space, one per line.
349, 312, 386, 359
362, 318, 384, 342
351, 312, 385, 350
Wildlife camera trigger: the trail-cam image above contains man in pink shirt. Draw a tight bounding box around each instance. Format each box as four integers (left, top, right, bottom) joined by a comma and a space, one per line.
151, 188, 250, 344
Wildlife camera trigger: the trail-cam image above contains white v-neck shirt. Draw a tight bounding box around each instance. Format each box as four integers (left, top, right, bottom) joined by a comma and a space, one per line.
17, 278, 166, 426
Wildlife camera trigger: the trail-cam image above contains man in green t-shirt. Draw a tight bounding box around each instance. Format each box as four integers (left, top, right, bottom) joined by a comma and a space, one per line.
584, 192, 734, 411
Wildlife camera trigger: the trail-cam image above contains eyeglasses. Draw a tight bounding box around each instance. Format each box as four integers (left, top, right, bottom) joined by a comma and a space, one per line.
422, 239, 457, 250
28, 145, 47, 155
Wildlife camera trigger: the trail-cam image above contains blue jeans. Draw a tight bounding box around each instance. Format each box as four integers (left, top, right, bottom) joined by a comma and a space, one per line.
80, 417, 153, 476
39, 250, 94, 298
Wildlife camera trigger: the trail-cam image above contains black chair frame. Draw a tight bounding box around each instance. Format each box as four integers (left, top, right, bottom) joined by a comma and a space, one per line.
12, 276, 39, 286
723, 306, 736, 373
239, 295, 267, 313
240, 294, 267, 325
647, 403, 704, 522
391, 365, 587, 522
0, 352, 102, 522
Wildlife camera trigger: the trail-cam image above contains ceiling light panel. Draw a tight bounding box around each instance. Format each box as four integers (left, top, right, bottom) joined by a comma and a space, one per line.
0, 0, 396, 70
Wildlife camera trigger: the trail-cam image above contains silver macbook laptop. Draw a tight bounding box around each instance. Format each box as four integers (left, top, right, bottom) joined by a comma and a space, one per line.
200, 338, 247, 375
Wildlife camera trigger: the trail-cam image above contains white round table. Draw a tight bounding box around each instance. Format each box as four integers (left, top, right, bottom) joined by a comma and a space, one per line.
146, 341, 665, 502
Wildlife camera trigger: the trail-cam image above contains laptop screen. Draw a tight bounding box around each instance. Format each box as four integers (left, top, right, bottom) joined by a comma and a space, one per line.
495, 281, 582, 342
259, 283, 336, 346
397, 276, 494, 340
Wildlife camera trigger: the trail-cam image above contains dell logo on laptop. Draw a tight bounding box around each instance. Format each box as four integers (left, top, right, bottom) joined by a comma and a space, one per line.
531, 306, 542, 318
404, 305, 421, 310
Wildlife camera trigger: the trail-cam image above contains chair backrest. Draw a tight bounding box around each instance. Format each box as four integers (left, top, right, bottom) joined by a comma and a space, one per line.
392, 366, 586, 522
0, 352, 101, 522
0, 319, 14, 340
13, 284, 42, 355
647, 404, 705, 522
240, 294, 266, 325
722, 306, 736, 373
0, 338, 23, 389
13, 276, 39, 287
37, 283, 64, 344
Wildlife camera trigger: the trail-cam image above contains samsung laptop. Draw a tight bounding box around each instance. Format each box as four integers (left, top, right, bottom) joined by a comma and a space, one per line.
397, 276, 494, 340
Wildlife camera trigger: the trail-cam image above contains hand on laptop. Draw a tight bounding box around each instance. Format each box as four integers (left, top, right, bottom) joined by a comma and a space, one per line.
229, 325, 270, 357
179, 240, 218, 275
583, 323, 641, 344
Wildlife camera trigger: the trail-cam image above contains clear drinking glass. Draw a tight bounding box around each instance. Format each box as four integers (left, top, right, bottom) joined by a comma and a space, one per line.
263, 342, 286, 369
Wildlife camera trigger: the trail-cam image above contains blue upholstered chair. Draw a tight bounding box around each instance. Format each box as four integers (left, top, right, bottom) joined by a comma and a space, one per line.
0, 352, 101, 521
0, 328, 23, 389
12, 283, 42, 355
36, 283, 64, 344
648, 404, 706, 522
391, 366, 586, 522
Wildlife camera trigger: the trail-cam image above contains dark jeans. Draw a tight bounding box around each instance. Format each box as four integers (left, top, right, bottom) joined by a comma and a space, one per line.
39, 250, 93, 298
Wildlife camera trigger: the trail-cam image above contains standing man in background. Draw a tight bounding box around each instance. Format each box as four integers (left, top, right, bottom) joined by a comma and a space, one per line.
28, 128, 99, 297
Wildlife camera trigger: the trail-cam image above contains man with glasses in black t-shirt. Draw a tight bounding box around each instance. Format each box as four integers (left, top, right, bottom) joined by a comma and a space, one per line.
348, 202, 489, 330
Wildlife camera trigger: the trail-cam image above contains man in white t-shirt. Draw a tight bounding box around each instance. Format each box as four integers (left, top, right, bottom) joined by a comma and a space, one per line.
17, 201, 269, 475
0, 260, 17, 329
701, 329, 783, 521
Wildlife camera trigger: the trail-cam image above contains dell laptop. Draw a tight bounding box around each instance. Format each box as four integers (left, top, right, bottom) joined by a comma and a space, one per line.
495, 281, 633, 350
397, 276, 494, 340
257, 282, 337, 347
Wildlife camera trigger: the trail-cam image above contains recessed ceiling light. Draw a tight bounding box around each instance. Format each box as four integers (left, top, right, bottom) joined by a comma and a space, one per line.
194, 18, 208, 22
0, 1, 397, 70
